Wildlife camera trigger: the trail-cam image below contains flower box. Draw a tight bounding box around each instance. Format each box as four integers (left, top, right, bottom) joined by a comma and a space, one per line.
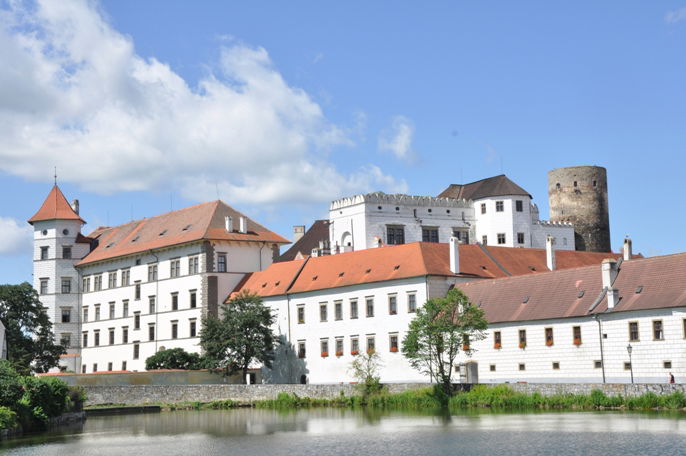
573, 338, 582, 346
462, 344, 470, 351
519, 342, 527, 349
321, 351, 328, 357
494, 343, 502, 349
390, 346, 398, 353
545, 340, 554, 346
367, 349, 375, 355
351, 350, 359, 356
335, 351, 343, 357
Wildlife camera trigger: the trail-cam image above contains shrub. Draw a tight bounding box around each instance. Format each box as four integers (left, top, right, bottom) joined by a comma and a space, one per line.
21, 376, 70, 418
0, 406, 17, 430
0, 361, 23, 409
145, 348, 203, 370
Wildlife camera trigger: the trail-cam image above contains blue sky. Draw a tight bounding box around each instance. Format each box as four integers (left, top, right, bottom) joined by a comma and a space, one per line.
1, 1, 685, 284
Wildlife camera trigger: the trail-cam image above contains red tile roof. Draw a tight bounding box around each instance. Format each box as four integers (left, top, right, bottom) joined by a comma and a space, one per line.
78, 200, 289, 266
28, 185, 85, 225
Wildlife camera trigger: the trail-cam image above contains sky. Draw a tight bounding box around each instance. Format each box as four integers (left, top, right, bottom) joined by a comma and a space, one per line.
1, 0, 685, 285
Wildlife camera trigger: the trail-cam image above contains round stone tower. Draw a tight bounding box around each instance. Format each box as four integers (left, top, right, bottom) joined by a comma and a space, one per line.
548, 166, 611, 252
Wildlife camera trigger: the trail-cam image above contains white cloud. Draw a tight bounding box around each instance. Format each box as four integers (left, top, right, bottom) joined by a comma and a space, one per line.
378, 115, 416, 162
0, 217, 32, 255
665, 8, 686, 24
0, 0, 404, 205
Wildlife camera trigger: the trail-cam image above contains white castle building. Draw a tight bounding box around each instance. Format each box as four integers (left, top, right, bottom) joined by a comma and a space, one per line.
29, 185, 288, 373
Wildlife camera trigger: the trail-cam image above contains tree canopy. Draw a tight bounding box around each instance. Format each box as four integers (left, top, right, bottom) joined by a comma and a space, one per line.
402, 288, 487, 394
145, 347, 203, 370
199, 291, 276, 383
0, 283, 65, 375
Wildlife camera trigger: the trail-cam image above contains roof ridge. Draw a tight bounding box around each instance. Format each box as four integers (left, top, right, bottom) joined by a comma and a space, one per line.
478, 244, 512, 276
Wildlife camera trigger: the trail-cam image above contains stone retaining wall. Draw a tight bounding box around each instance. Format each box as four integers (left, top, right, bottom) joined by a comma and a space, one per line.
508, 383, 686, 397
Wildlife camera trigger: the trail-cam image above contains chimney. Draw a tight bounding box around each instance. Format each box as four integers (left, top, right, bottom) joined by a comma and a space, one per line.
293, 225, 305, 243
607, 288, 619, 310
239, 216, 247, 233
623, 237, 632, 261
71, 199, 79, 215
546, 235, 556, 271
225, 216, 233, 232
601, 258, 618, 289
449, 236, 460, 274
311, 248, 319, 258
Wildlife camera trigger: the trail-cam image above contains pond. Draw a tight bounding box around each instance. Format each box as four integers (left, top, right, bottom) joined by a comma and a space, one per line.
2, 408, 686, 455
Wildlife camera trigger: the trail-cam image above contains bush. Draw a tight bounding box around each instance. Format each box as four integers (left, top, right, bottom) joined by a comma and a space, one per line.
0, 361, 24, 409
21, 376, 70, 418
145, 348, 203, 370
0, 406, 17, 430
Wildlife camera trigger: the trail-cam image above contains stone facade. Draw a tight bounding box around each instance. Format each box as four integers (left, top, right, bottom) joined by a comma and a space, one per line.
509, 382, 686, 397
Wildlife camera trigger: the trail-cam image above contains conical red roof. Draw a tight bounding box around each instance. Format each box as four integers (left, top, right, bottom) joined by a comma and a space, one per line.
28, 185, 85, 225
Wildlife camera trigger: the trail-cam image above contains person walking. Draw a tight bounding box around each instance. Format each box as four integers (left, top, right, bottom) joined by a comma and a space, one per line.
669, 372, 675, 384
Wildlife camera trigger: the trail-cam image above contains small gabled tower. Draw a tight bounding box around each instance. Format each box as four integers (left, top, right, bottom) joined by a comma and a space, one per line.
28, 185, 88, 372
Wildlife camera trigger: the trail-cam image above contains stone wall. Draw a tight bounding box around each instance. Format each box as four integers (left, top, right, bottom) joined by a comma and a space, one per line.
508, 383, 686, 397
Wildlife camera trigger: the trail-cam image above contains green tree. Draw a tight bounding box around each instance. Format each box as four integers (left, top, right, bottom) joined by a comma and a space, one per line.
145, 347, 202, 370
200, 291, 276, 383
349, 350, 384, 397
402, 288, 487, 395
0, 283, 65, 375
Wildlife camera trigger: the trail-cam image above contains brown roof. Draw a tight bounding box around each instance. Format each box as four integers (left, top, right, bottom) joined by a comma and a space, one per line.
230, 242, 620, 299
78, 200, 289, 266
438, 175, 531, 200
28, 185, 85, 225
458, 253, 686, 324
277, 220, 330, 262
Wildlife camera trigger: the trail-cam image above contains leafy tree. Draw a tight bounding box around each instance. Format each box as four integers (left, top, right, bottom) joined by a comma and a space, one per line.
145, 347, 202, 370
200, 291, 276, 383
0, 283, 65, 375
402, 288, 487, 395
349, 350, 384, 397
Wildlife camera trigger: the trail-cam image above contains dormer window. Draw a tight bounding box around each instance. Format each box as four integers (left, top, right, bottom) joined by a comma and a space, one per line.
182, 224, 192, 231
159, 229, 167, 236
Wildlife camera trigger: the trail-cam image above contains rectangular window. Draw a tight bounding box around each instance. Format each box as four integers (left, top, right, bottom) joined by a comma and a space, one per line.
94, 274, 102, 291
171, 321, 178, 339
134, 282, 141, 300
453, 229, 469, 244
320, 339, 329, 357
149, 296, 156, 314
517, 232, 525, 244
334, 301, 343, 320
189, 256, 199, 274
683, 318, 686, 338
109, 328, 115, 345
190, 319, 197, 338
60, 333, 71, 347
552, 362, 560, 370
82, 332, 88, 348
61, 308, 71, 323
122, 327, 129, 344
624, 362, 632, 370
94, 305, 100, 321
494, 331, 502, 349
350, 300, 358, 319
94, 330, 100, 347
519, 329, 527, 348
83, 307, 89, 323
121, 268, 130, 287
386, 225, 405, 245
366, 297, 374, 317
594, 360, 603, 369
421, 227, 439, 243
335, 338, 344, 356
573, 326, 582, 345
108, 272, 117, 289
40, 246, 49, 260
389, 333, 398, 352
123, 300, 129, 318
351, 336, 359, 355
515, 200, 523, 212
407, 293, 417, 313
664, 361, 672, 369
133, 343, 140, 360
629, 322, 639, 342
490, 364, 496, 372
482, 235, 487, 245
93, 363, 98, 373
495, 201, 504, 212
122, 361, 127, 371
82, 365, 86, 374
366, 335, 376, 353
519, 363, 526, 371
109, 302, 115, 319
62, 246, 72, 259
653, 320, 664, 340
40, 279, 48, 295
134, 312, 140, 330
297, 305, 305, 324
107, 362, 113, 372
190, 290, 197, 308
148, 324, 155, 341
61, 278, 71, 294
480, 203, 486, 214
148, 264, 158, 282
217, 254, 227, 272
545, 327, 554, 346
497, 233, 506, 245
388, 295, 397, 315
319, 303, 327, 322
83, 277, 90, 293
171, 293, 179, 311
170, 258, 180, 278
298, 341, 306, 358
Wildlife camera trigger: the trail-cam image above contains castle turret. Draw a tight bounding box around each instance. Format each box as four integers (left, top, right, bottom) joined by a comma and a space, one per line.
547, 166, 611, 252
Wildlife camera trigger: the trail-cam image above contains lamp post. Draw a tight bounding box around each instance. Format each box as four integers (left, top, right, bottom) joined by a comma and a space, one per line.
627, 344, 634, 384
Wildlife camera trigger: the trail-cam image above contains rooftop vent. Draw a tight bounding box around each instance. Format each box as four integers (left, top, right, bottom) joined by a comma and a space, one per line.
338, 272, 345, 277
275, 281, 280, 286
105, 243, 114, 249
365, 268, 372, 274
522, 296, 530, 304
312, 276, 318, 281
159, 229, 167, 236
394, 265, 400, 270
577, 290, 585, 298
635, 286, 643, 294
131, 236, 139, 242
261, 283, 267, 288
182, 224, 192, 231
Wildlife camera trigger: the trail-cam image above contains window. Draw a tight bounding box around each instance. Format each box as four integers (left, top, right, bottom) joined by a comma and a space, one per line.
123, 300, 129, 318
133, 343, 140, 359
319, 303, 327, 322
480, 203, 486, 214
408, 293, 417, 313
453, 230, 469, 244
109, 328, 115, 345
297, 305, 305, 324
495, 201, 504, 212
350, 300, 358, 319
519, 329, 527, 348
388, 295, 397, 315
493, 331, 502, 349
109, 302, 115, 319
552, 362, 560, 370
298, 341, 306, 358
107, 362, 113, 372
171, 321, 178, 339
170, 258, 180, 278
93, 364, 98, 373
594, 360, 603, 369
171, 293, 179, 311
94, 274, 102, 291
389, 333, 398, 352
121, 268, 130, 287
351, 336, 359, 355
653, 320, 664, 340
122, 327, 129, 344
149, 296, 156, 314
61, 278, 71, 294
190, 290, 197, 309
40, 246, 49, 260
366, 335, 376, 353
94, 305, 101, 321
462, 335, 470, 350
190, 319, 197, 337
624, 362, 632, 370
334, 301, 343, 320
134, 282, 141, 300
61, 308, 71, 323
82, 332, 88, 348
83, 277, 90, 293
335, 338, 344, 356
108, 271, 117, 289
519, 363, 526, 371
497, 233, 506, 245
629, 322, 639, 342
40, 279, 48, 295
573, 326, 582, 345
189, 256, 199, 274
320, 339, 329, 357
148, 264, 158, 282
664, 361, 672, 369
134, 312, 140, 330
386, 225, 405, 245
81, 365, 86, 374
515, 200, 523, 212
122, 361, 127, 371
482, 235, 487, 245
83, 307, 89, 323
62, 246, 72, 259
60, 333, 71, 347
422, 227, 439, 243
148, 324, 155, 341
94, 330, 100, 346
490, 364, 496, 372
683, 318, 686, 338
366, 297, 374, 317
545, 327, 554, 346
217, 254, 227, 272
517, 232, 525, 245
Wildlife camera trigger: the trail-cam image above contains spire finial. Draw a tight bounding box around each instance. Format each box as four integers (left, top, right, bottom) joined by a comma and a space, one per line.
54, 166, 57, 186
